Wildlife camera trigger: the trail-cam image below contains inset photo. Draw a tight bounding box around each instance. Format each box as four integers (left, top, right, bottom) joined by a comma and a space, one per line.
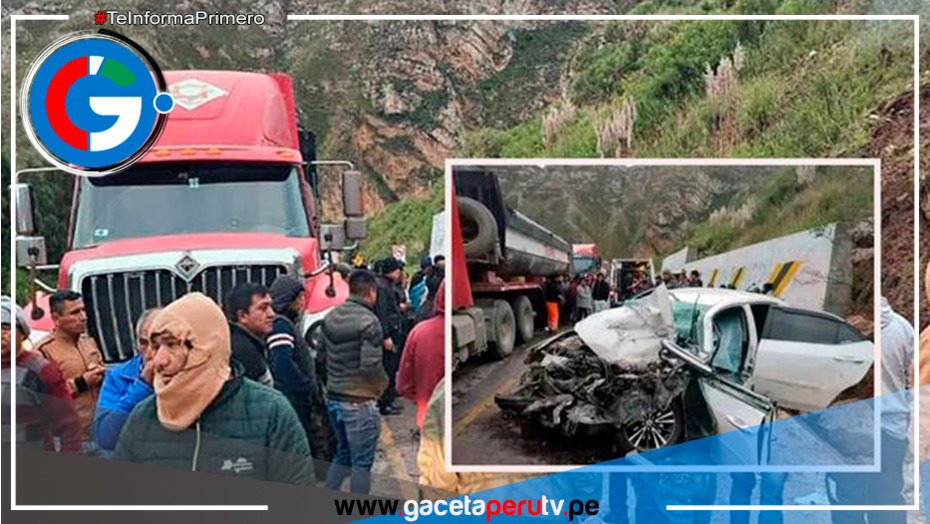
446, 159, 879, 471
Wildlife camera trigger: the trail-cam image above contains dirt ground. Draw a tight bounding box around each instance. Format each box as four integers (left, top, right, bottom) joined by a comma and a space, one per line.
878, 86, 928, 327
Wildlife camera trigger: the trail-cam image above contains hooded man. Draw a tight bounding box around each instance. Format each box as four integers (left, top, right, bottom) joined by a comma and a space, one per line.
2, 296, 82, 454
114, 293, 312, 485
268, 275, 334, 480
397, 281, 446, 429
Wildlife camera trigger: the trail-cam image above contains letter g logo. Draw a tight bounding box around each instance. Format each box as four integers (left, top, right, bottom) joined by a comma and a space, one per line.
21, 31, 173, 176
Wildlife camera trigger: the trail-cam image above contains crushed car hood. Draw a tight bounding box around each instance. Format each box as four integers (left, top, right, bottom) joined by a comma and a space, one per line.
574, 285, 675, 367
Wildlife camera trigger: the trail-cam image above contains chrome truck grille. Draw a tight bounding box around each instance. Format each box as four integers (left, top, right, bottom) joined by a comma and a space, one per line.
81, 265, 286, 362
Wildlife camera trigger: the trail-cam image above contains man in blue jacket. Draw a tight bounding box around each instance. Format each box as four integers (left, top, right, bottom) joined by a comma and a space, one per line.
93, 308, 160, 453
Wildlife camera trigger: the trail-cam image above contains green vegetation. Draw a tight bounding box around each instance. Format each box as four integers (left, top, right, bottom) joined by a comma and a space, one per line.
358, 180, 444, 267
462, 10, 914, 160
674, 166, 873, 259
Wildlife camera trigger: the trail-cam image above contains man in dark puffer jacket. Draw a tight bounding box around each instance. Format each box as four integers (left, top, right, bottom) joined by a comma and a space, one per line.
268, 275, 334, 481
114, 293, 312, 485
322, 269, 388, 494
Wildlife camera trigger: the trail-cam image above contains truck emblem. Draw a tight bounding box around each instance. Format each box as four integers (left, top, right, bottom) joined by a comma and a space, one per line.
175, 253, 201, 281
168, 78, 228, 110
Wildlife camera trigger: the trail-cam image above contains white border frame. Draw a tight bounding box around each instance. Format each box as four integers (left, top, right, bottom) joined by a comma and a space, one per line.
6, 11, 919, 514
443, 157, 883, 470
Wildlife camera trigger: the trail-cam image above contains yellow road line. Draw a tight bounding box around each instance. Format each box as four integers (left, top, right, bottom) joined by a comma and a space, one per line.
454, 377, 518, 437
380, 419, 419, 500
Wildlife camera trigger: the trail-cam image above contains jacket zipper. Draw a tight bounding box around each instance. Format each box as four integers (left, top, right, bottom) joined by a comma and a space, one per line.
191, 422, 201, 471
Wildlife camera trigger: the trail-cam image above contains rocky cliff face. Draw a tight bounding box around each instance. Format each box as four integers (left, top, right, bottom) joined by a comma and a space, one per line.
490, 165, 765, 259
5, 0, 621, 219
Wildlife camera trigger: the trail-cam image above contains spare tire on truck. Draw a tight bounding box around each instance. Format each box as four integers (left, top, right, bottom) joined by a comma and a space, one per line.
457, 196, 498, 258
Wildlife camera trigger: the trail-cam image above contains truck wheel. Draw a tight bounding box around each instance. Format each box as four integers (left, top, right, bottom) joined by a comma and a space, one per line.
457, 196, 498, 257
489, 299, 516, 359
511, 295, 535, 343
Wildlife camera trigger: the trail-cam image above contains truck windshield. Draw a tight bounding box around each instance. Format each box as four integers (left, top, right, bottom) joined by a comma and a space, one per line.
573, 256, 598, 274
72, 163, 310, 248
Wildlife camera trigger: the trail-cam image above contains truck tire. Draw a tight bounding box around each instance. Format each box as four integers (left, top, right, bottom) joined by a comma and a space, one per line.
489, 299, 516, 359
457, 196, 498, 257
511, 295, 535, 343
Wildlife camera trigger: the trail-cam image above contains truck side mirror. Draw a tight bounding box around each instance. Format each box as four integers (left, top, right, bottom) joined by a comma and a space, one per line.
319, 224, 346, 251
342, 170, 364, 218
345, 217, 366, 241
15, 183, 36, 235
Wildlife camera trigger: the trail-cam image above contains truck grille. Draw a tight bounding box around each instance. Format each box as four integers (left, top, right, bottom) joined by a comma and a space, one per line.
81, 265, 287, 362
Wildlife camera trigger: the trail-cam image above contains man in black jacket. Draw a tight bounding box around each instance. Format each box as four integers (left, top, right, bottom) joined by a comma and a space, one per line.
224, 282, 275, 387
374, 258, 406, 415
268, 275, 334, 480
592, 272, 611, 313
321, 270, 388, 493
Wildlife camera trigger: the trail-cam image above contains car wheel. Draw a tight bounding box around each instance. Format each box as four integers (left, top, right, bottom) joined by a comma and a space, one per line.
618, 400, 684, 453
511, 295, 535, 343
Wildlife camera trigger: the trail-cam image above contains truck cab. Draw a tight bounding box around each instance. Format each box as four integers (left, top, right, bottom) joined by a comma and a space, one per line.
16, 71, 366, 363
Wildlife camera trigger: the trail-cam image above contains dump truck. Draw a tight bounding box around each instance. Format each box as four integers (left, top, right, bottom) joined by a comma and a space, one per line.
451, 167, 572, 365
15, 71, 365, 363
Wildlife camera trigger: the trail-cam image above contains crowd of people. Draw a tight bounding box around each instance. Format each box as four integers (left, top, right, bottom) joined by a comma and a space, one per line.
1, 252, 447, 495
539, 268, 707, 331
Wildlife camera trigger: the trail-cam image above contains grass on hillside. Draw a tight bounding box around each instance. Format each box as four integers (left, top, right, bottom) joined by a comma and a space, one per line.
675, 166, 873, 259
461, 17, 913, 161
358, 180, 444, 267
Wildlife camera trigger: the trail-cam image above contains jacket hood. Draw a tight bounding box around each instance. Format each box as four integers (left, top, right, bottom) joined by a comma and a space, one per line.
270, 275, 304, 317
149, 292, 231, 431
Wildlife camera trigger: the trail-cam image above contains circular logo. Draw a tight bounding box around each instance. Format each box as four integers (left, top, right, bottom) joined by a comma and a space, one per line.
21, 31, 173, 176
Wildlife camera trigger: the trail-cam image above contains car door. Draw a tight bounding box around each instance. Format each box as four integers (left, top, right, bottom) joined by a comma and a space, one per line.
700, 304, 775, 465
700, 377, 775, 465
748, 306, 873, 412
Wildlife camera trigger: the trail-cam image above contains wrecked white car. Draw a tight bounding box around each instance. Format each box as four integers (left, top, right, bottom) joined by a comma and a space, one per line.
495, 286, 873, 454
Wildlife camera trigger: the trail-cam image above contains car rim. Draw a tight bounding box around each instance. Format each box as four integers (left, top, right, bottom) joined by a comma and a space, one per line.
624, 408, 677, 451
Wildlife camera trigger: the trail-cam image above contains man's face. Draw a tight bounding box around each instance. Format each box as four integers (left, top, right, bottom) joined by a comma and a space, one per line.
237, 293, 275, 337
386, 269, 402, 283
435, 259, 445, 270
137, 316, 157, 363
53, 298, 87, 336
151, 333, 188, 384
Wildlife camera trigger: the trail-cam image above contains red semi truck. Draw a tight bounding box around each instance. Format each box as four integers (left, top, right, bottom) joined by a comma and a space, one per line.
15, 71, 365, 362
450, 167, 572, 365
